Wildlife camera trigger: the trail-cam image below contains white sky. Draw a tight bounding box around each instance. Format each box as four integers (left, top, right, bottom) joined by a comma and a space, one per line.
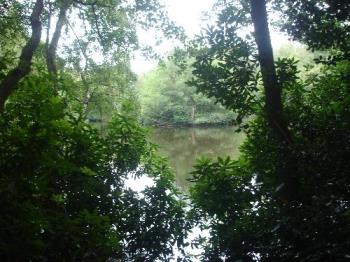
164, 0, 214, 38
131, 0, 214, 74
131, 0, 289, 75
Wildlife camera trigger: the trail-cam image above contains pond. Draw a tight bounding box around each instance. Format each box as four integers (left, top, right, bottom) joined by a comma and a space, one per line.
148, 126, 245, 190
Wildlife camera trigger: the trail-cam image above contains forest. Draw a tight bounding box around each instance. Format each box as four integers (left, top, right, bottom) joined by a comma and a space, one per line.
0, 0, 349, 261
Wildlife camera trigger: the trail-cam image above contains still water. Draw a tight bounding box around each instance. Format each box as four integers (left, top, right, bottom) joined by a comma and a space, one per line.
148, 126, 245, 190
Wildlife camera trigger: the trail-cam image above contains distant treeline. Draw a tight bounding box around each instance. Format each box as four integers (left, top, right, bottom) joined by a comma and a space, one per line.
137, 43, 323, 127
137, 60, 236, 126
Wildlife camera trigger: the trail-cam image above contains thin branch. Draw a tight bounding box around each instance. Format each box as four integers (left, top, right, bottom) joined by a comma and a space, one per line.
73, 0, 97, 6
73, 0, 109, 8
66, 20, 90, 67
79, 73, 96, 120
67, 20, 95, 120
91, 3, 104, 43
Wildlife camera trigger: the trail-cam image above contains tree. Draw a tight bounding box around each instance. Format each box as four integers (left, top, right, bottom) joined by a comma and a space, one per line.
188, 0, 350, 260
189, 0, 297, 200
0, 72, 191, 260
65, 59, 138, 124
138, 59, 236, 126
0, 1, 193, 260
0, 0, 44, 109
189, 59, 350, 261
250, 0, 291, 144
0, 0, 183, 109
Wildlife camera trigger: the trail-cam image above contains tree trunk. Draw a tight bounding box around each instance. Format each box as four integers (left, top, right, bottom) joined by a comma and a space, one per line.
46, 0, 71, 77
250, 0, 298, 201
250, 0, 292, 145
191, 105, 196, 123
0, 0, 44, 110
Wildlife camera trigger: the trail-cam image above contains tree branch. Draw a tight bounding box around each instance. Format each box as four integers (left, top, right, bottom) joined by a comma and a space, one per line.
91, 3, 104, 43
73, 0, 109, 8
79, 73, 96, 120
66, 20, 90, 68
73, 0, 97, 6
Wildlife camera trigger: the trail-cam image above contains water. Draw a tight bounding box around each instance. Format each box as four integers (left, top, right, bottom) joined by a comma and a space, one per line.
148, 126, 245, 189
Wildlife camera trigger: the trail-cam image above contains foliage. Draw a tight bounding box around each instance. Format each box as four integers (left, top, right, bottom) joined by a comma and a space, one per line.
64, 60, 139, 123
187, 0, 350, 261
0, 0, 185, 114
1, 0, 183, 62
0, 74, 190, 261
189, 51, 350, 262
1, 0, 350, 261
187, 1, 261, 127
0, 0, 26, 78
138, 59, 236, 126
274, 0, 350, 58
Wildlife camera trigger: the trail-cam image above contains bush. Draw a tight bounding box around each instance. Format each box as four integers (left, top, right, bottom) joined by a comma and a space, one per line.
189, 62, 350, 261
0, 75, 190, 261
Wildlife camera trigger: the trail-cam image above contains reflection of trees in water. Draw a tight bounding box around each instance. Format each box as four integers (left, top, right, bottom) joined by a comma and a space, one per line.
149, 127, 245, 189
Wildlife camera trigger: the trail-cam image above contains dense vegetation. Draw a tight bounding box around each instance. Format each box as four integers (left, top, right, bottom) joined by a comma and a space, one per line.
0, 0, 349, 261
189, 61, 350, 261
187, 0, 350, 260
137, 60, 236, 126
137, 44, 323, 127
0, 78, 190, 260
0, 0, 190, 260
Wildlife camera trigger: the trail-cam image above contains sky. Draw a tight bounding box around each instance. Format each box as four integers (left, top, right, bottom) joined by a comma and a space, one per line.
131, 0, 214, 74
131, 0, 289, 75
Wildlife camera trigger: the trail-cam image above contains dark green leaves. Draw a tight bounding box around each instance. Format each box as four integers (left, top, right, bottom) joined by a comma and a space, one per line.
274, 0, 350, 58
0, 74, 190, 261
188, 3, 260, 126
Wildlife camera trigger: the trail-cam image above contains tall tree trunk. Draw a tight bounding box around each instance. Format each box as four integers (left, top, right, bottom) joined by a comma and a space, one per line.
250, 0, 292, 145
0, 0, 44, 110
46, 0, 71, 77
191, 105, 196, 123
250, 0, 298, 202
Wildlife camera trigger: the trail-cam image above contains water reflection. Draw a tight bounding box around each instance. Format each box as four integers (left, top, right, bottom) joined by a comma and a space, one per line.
149, 127, 244, 189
